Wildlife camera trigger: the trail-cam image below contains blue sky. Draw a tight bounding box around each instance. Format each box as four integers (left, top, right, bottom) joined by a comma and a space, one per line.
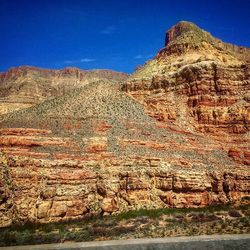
0, 0, 250, 73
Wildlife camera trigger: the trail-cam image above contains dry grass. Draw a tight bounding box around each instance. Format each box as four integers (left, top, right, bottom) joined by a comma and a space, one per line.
0, 204, 249, 246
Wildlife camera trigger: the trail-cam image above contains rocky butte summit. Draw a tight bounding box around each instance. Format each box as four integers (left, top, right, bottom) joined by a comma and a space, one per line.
0, 21, 249, 227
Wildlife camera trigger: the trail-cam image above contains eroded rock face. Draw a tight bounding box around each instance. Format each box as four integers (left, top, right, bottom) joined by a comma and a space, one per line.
123, 21, 250, 168
0, 21, 249, 227
0, 116, 249, 227
125, 62, 250, 134
0, 153, 14, 227
124, 22, 250, 134
0, 152, 249, 226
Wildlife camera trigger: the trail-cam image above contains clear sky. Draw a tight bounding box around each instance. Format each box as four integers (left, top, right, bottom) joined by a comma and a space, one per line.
0, 0, 250, 73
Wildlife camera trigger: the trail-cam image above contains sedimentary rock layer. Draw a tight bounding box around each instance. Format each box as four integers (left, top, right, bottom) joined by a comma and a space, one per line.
1, 151, 249, 227
124, 22, 250, 135
0, 21, 249, 227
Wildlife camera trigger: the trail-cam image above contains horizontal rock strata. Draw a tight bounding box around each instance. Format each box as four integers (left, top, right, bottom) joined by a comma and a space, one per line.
1, 152, 249, 227
0, 21, 249, 227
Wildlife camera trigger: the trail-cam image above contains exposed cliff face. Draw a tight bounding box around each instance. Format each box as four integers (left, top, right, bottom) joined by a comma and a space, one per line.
0, 21, 249, 228
124, 21, 250, 136
0, 66, 128, 115
1, 150, 249, 227
125, 62, 250, 135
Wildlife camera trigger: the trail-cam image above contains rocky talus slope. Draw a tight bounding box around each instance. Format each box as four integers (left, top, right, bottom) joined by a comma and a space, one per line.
0, 21, 249, 228
0, 66, 128, 115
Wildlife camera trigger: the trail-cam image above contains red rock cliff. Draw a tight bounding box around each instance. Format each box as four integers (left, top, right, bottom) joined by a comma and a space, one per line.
0, 22, 249, 228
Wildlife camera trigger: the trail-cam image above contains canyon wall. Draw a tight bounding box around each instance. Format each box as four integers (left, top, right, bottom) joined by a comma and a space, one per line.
0, 21, 249, 227
1, 150, 249, 227
124, 62, 250, 135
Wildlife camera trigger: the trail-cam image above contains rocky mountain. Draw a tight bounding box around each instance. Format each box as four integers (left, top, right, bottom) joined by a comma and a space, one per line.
125, 21, 250, 134
124, 20, 250, 166
0, 21, 249, 228
0, 66, 128, 115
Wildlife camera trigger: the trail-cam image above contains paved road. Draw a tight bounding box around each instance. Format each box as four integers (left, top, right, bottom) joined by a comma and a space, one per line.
1, 234, 250, 250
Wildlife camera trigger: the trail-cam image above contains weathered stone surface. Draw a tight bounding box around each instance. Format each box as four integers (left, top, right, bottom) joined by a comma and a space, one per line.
37, 201, 52, 219
101, 198, 119, 213
123, 21, 250, 169
0, 151, 249, 226
50, 201, 68, 217
0, 21, 249, 228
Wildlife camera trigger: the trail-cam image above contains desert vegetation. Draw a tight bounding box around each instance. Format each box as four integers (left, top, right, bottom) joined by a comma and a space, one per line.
0, 204, 249, 246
